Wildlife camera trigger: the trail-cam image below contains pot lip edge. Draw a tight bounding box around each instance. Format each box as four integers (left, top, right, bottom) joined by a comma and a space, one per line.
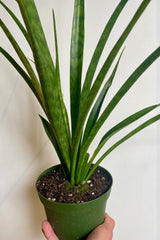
35, 164, 113, 206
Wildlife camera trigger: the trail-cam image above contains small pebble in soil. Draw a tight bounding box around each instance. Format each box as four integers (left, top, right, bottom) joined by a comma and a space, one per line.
68, 193, 73, 197
87, 180, 92, 184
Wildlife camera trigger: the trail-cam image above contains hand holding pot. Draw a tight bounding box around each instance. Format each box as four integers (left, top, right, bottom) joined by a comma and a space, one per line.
86, 213, 115, 240
42, 213, 115, 240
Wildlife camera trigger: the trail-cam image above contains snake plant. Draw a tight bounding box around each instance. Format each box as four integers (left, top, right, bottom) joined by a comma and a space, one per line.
1, 0, 160, 185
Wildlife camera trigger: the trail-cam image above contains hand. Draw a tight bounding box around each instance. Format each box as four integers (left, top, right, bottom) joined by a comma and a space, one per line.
42, 213, 115, 240
86, 213, 115, 240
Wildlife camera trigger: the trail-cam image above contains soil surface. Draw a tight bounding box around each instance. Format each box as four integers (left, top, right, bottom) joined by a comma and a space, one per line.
36, 165, 112, 204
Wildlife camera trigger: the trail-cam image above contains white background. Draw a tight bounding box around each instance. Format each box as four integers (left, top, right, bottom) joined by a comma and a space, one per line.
0, 0, 160, 239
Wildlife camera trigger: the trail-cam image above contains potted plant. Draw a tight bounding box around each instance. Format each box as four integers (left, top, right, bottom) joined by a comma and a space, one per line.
0, 0, 160, 239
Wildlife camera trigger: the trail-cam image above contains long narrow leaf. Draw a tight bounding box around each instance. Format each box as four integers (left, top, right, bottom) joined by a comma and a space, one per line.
70, 0, 85, 138
80, 0, 151, 117
0, 0, 31, 47
79, 47, 160, 172
0, 19, 41, 96
17, 0, 71, 172
77, 48, 124, 182
0, 46, 45, 110
76, 152, 89, 183
39, 115, 69, 178
80, 104, 160, 182
100, 105, 160, 145
70, 0, 85, 184
81, 0, 151, 109
52, 9, 71, 148
82, 48, 125, 146
72, 0, 152, 182
77, 49, 125, 181
80, 0, 128, 107
85, 114, 160, 181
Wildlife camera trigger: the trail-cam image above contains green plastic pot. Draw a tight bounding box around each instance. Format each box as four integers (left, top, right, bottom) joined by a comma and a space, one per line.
36, 165, 113, 240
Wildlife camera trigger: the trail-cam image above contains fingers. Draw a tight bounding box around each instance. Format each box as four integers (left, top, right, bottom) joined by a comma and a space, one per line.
42, 220, 59, 240
42, 214, 115, 240
86, 213, 115, 240
102, 213, 115, 240
104, 213, 115, 230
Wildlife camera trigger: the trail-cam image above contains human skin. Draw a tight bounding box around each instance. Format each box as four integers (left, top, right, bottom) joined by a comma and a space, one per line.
42, 213, 115, 240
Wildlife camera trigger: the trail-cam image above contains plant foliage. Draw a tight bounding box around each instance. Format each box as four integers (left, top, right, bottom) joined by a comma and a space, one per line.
1, 0, 160, 185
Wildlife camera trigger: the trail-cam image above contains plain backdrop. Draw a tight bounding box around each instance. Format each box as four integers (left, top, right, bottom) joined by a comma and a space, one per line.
0, 0, 160, 240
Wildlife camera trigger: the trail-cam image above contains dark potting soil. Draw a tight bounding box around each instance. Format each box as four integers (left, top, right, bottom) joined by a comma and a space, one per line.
36, 165, 112, 204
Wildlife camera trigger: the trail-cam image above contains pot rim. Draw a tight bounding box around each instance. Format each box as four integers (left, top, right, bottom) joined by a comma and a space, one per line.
35, 164, 113, 206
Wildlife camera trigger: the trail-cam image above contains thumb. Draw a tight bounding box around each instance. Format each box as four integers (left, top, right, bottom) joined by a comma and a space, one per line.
103, 213, 115, 231
42, 220, 59, 240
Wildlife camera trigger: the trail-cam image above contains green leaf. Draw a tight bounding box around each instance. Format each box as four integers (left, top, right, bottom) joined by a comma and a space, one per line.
85, 114, 160, 180
80, 104, 160, 182
72, 0, 152, 184
52, 9, 71, 148
76, 48, 125, 182
0, 0, 31, 47
85, 0, 152, 109
39, 115, 69, 178
0, 19, 41, 95
79, 46, 160, 173
0, 46, 45, 110
82, 48, 125, 146
80, 0, 128, 107
17, 0, 71, 172
70, 0, 85, 138
76, 152, 90, 183
70, 0, 85, 184
100, 105, 160, 145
